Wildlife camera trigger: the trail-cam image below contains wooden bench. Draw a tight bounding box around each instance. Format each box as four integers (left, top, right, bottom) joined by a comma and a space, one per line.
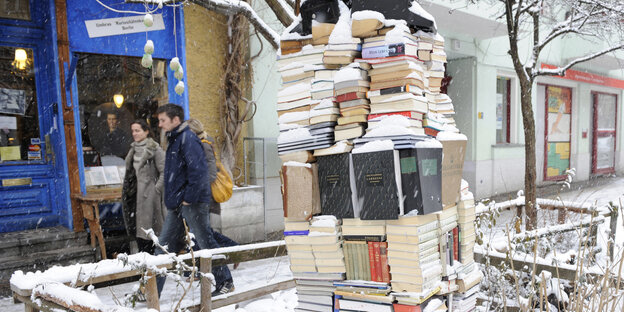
11, 240, 291, 312
72, 191, 122, 259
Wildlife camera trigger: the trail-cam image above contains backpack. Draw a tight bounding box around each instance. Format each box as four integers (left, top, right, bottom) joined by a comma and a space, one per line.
202, 139, 233, 203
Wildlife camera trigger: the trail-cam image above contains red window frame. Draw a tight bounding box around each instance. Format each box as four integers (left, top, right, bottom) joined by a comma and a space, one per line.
591, 91, 618, 175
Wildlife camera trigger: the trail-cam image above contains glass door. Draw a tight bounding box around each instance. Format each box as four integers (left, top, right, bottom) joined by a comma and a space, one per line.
592, 92, 617, 174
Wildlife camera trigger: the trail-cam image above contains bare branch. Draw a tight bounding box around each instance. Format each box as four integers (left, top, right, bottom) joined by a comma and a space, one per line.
264, 0, 296, 26
535, 44, 624, 77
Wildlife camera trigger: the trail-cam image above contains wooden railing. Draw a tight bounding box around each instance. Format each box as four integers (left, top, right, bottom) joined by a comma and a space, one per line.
12, 240, 291, 312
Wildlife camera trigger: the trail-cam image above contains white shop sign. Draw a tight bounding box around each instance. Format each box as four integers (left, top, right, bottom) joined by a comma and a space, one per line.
85, 14, 165, 38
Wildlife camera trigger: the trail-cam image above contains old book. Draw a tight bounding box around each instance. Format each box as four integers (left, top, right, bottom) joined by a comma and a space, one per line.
386, 213, 438, 226
368, 241, 377, 282
337, 114, 368, 125
369, 98, 428, 114
310, 89, 334, 100
417, 49, 431, 61
334, 290, 394, 304
389, 261, 441, 276
370, 77, 424, 91
362, 42, 418, 59
288, 249, 314, 259
390, 267, 442, 285
317, 153, 355, 218
391, 280, 439, 293
385, 230, 438, 245
386, 220, 437, 235
368, 110, 423, 120
370, 70, 423, 83
342, 224, 385, 236
339, 98, 370, 109
340, 106, 370, 117
311, 242, 342, 252
277, 51, 323, 70
277, 97, 311, 111
323, 55, 357, 65
336, 91, 367, 102
368, 88, 424, 101
351, 16, 384, 37
335, 85, 370, 96
315, 69, 338, 80
290, 264, 316, 273
291, 258, 316, 266
399, 146, 443, 215
308, 234, 340, 245
335, 125, 365, 141
368, 62, 424, 76
281, 164, 321, 221
312, 22, 335, 45
337, 298, 393, 312
284, 220, 310, 232
309, 114, 338, 124
352, 150, 403, 220
314, 257, 345, 267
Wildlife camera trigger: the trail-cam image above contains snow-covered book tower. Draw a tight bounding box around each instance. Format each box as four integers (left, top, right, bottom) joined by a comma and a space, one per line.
278, 1, 480, 311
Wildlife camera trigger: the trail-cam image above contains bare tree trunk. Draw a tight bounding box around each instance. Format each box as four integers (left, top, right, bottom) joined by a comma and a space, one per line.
519, 79, 538, 230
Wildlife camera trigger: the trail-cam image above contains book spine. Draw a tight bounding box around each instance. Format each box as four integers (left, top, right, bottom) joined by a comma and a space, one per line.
380, 242, 390, 283
366, 86, 406, 97
343, 242, 351, 280
368, 242, 377, 282
350, 242, 360, 280
361, 243, 371, 281
335, 92, 359, 102
333, 294, 342, 312
393, 304, 421, 312
367, 111, 415, 120
342, 235, 384, 242
453, 227, 459, 261
362, 43, 411, 59
447, 232, 454, 266
283, 230, 310, 236
373, 242, 382, 282
457, 225, 462, 263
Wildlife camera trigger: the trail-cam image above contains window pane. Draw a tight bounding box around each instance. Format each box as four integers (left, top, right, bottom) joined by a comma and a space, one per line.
496, 77, 509, 143
0, 46, 40, 161
596, 94, 616, 130
76, 54, 168, 167
0, 0, 30, 20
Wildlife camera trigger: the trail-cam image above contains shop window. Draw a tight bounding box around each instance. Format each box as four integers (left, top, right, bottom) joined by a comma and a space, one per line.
496, 76, 511, 144
0, 46, 41, 162
76, 54, 168, 187
0, 0, 30, 20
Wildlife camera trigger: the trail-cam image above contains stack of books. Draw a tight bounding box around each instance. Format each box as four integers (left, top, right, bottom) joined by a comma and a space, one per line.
341, 219, 388, 282
451, 280, 479, 312
277, 45, 337, 159
331, 63, 370, 142
386, 214, 442, 295
333, 280, 394, 312
458, 181, 477, 264
284, 220, 315, 274
434, 206, 459, 294
309, 216, 345, 275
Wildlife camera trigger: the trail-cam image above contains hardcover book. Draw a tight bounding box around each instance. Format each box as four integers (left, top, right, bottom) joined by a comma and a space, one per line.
317, 153, 355, 218
398, 146, 442, 215
352, 149, 403, 220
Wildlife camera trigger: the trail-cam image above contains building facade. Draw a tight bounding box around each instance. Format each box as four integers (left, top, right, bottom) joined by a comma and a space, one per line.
0, 0, 188, 233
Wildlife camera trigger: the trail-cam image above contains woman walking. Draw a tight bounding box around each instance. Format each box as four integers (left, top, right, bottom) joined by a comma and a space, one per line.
122, 119, 167, 254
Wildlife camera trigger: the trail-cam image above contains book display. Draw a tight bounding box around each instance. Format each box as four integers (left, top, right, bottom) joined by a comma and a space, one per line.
277, 2, 481, 311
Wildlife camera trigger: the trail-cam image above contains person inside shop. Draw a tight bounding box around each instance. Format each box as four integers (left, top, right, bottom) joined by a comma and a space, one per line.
121, 119, 167, 255
100, 112, 132, 159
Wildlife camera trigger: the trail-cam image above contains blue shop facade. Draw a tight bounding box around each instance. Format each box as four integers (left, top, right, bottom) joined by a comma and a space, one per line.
0, 0, 188, 233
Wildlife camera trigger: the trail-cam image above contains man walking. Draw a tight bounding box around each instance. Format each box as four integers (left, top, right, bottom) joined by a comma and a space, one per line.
155, 103, 234, 297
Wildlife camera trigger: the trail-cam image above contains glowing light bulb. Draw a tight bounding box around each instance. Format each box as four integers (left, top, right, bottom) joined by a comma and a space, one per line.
113, 94, 124, 108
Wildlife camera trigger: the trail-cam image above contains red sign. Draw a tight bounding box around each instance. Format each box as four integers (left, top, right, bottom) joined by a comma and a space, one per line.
541, 63, 624, 89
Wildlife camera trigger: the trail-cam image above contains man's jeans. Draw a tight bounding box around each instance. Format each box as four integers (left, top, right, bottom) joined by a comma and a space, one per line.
156, 202, 232, 296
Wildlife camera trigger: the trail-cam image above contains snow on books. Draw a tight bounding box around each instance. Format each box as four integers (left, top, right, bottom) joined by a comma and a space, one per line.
323, 2, 362, 66
351, 10, 385, 38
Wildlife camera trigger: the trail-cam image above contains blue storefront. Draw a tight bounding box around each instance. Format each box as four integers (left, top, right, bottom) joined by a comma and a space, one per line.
0, 0, 188, 233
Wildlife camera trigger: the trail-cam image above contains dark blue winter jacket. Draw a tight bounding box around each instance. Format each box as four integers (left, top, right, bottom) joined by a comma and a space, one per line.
163, 122, 212, 209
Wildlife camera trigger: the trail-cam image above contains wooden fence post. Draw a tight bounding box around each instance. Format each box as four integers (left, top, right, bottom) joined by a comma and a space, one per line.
609, 206, 619, 261
200, 255, 213, 312
145, 273, 160, 311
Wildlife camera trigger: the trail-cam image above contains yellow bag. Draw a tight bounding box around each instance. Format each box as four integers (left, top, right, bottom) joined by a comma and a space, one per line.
202, 139, 233, 203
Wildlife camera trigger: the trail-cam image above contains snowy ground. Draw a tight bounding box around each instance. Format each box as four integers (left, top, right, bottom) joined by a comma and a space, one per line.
0, 256, 296, 312
2, 177, 624, 311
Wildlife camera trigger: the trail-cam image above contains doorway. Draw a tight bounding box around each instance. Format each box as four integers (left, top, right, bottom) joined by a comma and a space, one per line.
544, 85, 572, 181
592, 92, 617, 175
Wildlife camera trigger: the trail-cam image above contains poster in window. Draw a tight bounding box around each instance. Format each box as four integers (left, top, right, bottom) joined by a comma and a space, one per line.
0, 88, 26, 115
496, 93, 503, 130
